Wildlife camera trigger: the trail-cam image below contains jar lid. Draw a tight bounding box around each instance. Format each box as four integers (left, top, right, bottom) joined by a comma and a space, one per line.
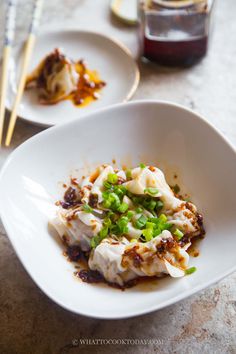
111, 0, 138, 25
152, 0, 206, 8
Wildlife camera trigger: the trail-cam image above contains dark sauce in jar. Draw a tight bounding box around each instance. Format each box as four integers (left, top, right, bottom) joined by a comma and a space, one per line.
139, 0, 215, 66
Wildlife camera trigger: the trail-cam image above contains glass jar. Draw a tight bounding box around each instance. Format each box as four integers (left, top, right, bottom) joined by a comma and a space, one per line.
138, 0, 216, 66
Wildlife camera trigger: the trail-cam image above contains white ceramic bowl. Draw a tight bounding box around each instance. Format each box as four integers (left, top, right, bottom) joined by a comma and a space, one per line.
1, 101, 236, 319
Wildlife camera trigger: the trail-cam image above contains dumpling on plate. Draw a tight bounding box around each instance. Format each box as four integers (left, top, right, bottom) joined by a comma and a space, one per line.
25, 48, 106, 106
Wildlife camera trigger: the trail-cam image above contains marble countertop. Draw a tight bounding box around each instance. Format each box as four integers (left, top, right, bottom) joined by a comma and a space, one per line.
0, 1, 235, 353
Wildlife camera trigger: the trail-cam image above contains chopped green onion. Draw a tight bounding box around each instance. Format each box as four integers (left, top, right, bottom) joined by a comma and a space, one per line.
153, 227, 162, 237
127, 210, 134, 220
126, 169, 132, 179
90, 236, 100, 248
102, 199, 112, 208
146, 221, 155, 229
174, 228, 184, 240
107, 173, 118, 184
156, 200, 164, 210
82, 204, 93, 213
98, 226, 108, 239
135, 215, 147, 229
103, 217, 112, 228
103, 180, 112, 189
149, 217, 159, 224
113, 185, 127, 198
159, 214, 167, 222
131, 196, 142, 205
115, 216, 129, 234
102, 192, 120, 210
117, 202, 129, 213
159, 214, 167, 223
185, 267, 197, 275
144, 187, 159, 195
107, 210, 115, 219
139, 163, 146, 169
142, 228, 153, 241
143, 199, 156, 212
164, 223, 172, 230
135, 207, 143, 214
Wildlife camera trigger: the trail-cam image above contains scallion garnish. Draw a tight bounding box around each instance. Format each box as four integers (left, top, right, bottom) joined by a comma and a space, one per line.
82, 204, 93, 213
156, 200, 164, 210
90, 236, 100, 248
174, 228, 184, 240
185, 267, 197, 275
107, 173, 118, 184
142, 228, 153, 241
103, 180, 112, 189
135, 215, 147, 229
139, 163, 146, 169
126, 169, 132, 179
114, 216, 129, 234
113, 185, 127, 198
144, 187, 159, 196
127, 210, 134, 220
117, 202, 129, 213
135, 207, 143, 214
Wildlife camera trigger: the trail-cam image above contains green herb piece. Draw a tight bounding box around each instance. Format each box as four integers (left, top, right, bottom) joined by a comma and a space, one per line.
114, 216, 129, 234
117, 202, 129, 213
126, 169, 132, 179
127, 210, 134, 220
152, 227, 162, 237
103, 180, 112, 190
143, 199, 157, 212
142, 228, 153, 241
139, 163, 146, 169
82, 204, 93, 213
102, 191, 120, 210
90, 236, 100, 248
159, 214, 167, 223
135, 215, 147, 229
185, 267, 197, 275
146, 221, 155, 229
148, 214, 171, 237
131, 196, 142, 205
103, 217, 112, 228
174, 228, 184, 240
107, 210, 115, 219
107, 173, 118, 184
90, 223, 111, 249
164, 223, 172, 230
113, 185, 127, 198
156, 200, 164, 210
135, 207, 143, 214
99, 226, 108, 239
144, 187, 159, 195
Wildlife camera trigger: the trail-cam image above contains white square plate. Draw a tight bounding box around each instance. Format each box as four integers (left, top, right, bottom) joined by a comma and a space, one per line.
1, 101, 236, 319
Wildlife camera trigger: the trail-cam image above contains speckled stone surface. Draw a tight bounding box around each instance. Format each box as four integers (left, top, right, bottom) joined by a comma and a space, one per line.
0, 1, 236, 353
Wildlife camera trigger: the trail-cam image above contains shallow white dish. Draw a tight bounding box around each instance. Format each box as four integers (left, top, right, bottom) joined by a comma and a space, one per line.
6, 30, 139, 127
1, 101, 236, 319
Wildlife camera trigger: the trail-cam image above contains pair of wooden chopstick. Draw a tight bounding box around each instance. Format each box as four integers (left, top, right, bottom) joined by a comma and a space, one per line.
0, 0, 44, 147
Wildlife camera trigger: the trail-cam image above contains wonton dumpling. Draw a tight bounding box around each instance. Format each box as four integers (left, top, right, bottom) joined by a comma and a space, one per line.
26, 48, 79, 104
89, 230, 189, 286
